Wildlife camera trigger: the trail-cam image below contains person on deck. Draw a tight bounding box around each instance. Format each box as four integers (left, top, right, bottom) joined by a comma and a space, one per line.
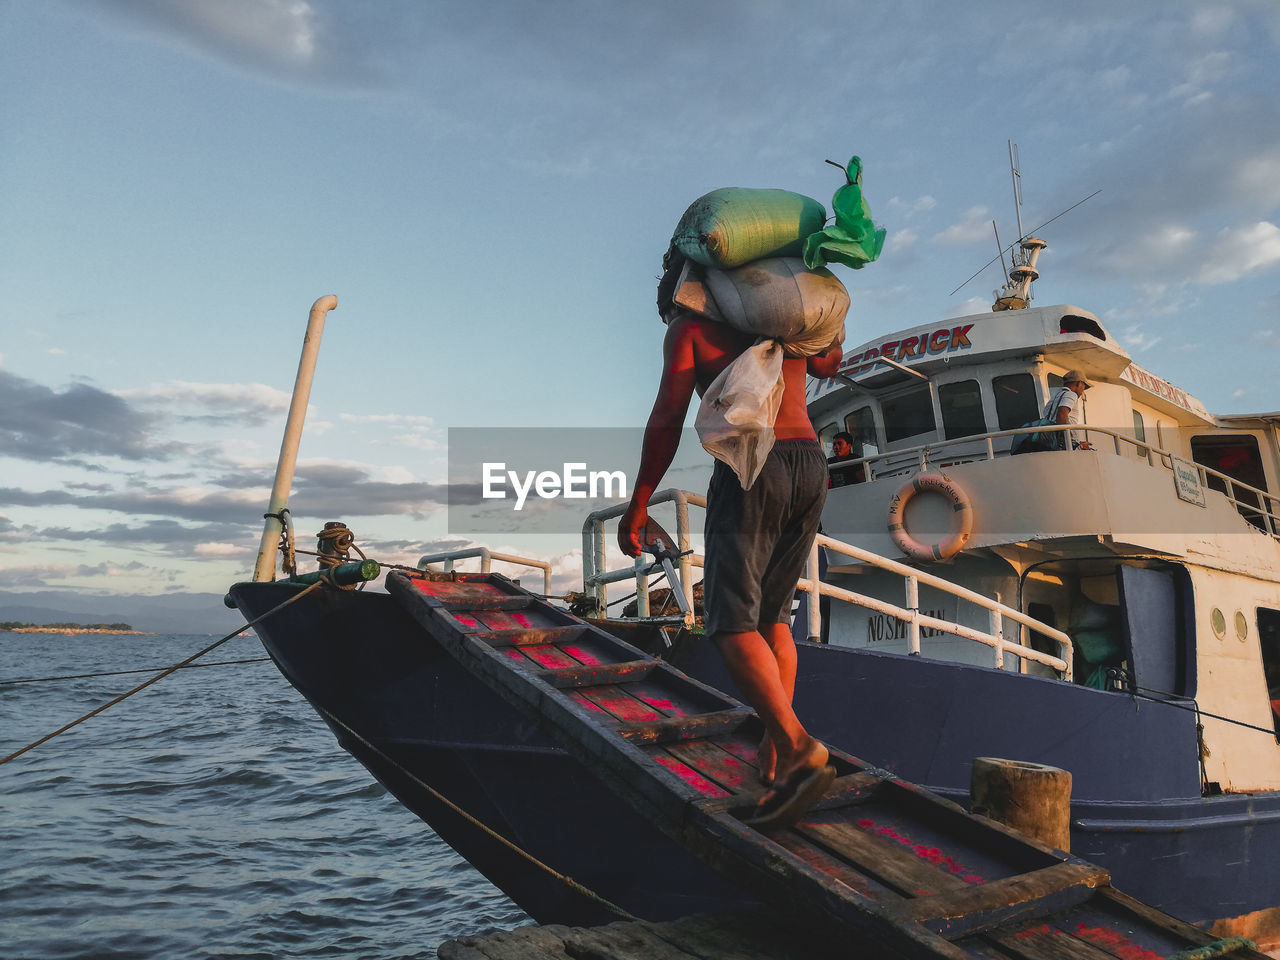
828, 431, 864, 487
1046, 369, 1093, 451
618, 300, 843, 830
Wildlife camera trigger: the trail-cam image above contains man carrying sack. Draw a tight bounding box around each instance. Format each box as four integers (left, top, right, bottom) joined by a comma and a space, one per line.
618, 159, 884, 829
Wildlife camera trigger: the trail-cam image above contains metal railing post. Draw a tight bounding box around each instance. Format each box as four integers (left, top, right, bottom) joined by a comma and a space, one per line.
807, 537, 822, 642
905, 577, 921, 656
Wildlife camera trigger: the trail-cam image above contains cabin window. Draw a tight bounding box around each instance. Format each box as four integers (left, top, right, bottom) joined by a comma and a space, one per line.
882, 384, 936, 444
1132, 411, 1146, 444
993, 373, 1040, 430
845, 405, 879, 458
1190, 434, 1269, 531
939, 380, 987, 440
818, 422, 839, 449
1260, 608, 1280, 741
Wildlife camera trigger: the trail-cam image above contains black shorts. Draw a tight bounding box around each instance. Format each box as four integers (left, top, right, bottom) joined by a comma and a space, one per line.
702, 439, 828, 635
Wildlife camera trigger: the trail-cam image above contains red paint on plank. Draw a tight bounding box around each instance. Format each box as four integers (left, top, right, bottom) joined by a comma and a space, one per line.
579, 686, 662, 722
570, 692, 607, 713
455, 614, 480, 628
511, 612, 533, 628
502, 648, 526, 661
652, 755, 730, 797
1071, 924, 1163, 960
525, 646, 572, 669
559, 645, 602, 665
855, 818, 985, 884
633, 694, 688, 716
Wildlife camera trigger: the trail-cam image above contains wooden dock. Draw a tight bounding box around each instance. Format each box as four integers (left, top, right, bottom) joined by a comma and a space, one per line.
389, 570, 1265, 960
438, 911, 833, 960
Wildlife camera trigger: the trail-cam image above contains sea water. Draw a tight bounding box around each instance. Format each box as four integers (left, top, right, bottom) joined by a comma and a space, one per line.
0, 631, 527, 959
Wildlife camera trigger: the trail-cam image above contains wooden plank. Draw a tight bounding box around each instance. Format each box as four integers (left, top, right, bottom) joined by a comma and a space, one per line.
616, 708, 754, 745
796, 815, 974, 898
540, 660, 658, 689
650, 754, 732, 799
769, 831, 905, 904
443, 597, 535, 612
884, 863, 1109, 939
577, 683, 665, 723
477, 626, 589, 647
989, 923, 1121, 960
694, 771, 882, 816
662, 739, 759, 792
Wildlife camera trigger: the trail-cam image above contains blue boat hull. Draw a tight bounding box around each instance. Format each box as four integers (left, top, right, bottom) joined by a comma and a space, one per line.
230, 582, 1280, 931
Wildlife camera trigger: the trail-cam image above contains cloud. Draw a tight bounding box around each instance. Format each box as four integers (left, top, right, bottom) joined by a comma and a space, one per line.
933, 207, 994, 247
885, 228, 918, 256
1118, 326, 1162, 353
193, 542, 250, 556
94, 0, 354, 83
0, 370, 179, 463
887, 195, 936, 217
1195, 221, 1280, 284
115, 380, 292, 426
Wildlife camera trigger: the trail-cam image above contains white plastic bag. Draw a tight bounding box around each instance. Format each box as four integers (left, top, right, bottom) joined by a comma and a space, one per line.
694, 339, 786, 490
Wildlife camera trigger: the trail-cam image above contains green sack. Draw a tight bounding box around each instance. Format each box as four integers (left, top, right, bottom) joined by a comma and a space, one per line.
672, 188, 827, 269
803, 156, 886, 270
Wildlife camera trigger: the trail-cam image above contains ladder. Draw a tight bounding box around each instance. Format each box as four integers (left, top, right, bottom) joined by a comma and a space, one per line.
386, 569, 1262, 960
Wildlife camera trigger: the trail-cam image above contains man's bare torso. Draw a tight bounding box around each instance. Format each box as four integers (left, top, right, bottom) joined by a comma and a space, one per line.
672, 314, 818, 442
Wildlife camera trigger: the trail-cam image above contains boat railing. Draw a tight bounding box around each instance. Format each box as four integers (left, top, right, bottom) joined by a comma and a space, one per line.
582, 489, 704, 625
834, 423, 1280, 539
417, 547, 552, 596
581, 490, 1073, 680
800, 532, 1073, 680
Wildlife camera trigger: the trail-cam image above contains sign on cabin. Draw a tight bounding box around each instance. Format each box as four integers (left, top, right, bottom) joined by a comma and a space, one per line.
1171, 456, 1207, 507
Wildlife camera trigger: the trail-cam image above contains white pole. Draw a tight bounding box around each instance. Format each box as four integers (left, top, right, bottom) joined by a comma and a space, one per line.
253, 295, 338, 582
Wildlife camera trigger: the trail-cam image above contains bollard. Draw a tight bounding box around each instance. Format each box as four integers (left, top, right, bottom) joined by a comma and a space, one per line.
970, 757, 1072, 852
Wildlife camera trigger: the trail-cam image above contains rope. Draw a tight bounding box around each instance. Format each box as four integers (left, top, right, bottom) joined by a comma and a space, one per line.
263, 507, 296, 577
0, 582, 324, 767
1122, 681, 1279, 738
1167, 937, 1258, 960
311, 702, 638, 921
0, 658, 272, 686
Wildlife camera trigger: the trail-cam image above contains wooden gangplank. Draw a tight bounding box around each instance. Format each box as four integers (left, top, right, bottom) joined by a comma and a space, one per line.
387, 571, 1263, 960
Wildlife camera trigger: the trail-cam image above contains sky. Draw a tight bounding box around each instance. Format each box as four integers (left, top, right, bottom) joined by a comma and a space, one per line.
2, 0, 1279, 602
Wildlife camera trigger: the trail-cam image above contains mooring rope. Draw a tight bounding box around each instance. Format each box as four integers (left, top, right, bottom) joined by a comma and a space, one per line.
0, 658, 272, 686
1122, 681, 1279, 738
1167, 936, 1258, 960
311, 702, 638, 922
0, 581, 324, 767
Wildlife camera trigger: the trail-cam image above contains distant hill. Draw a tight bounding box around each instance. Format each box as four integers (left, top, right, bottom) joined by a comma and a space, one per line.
0, 591, 249, 636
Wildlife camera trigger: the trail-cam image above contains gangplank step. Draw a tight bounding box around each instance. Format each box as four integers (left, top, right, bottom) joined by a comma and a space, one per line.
387, 570, 1267, 960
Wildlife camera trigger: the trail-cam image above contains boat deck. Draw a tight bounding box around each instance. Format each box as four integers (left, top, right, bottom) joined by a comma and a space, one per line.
387, 569, 1264, 960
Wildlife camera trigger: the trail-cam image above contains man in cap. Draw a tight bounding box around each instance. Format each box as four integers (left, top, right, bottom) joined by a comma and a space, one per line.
1046, 369, 1093, 450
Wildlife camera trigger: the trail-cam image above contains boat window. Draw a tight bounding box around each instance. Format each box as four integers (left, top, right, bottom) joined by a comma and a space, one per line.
1190, 434, 1269, 530
939, 380, 986, 440
993, 373, 1040, 430
844, 405, 879, 458
818, 422, 839, 449
1132, 410, 1146, 444
1260, 608, 1280, 741
882, 384, 936, 444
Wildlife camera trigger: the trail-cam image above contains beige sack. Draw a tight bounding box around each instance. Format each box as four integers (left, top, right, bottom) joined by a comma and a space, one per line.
703, 257, 848, 358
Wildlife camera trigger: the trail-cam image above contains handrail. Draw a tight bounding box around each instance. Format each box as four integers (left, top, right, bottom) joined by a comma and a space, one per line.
831, 423, 1280, 538
800, 533, 1073, 680
581, 489, 704, 625
581, 489, 1072, 679
417, 547, 551, 596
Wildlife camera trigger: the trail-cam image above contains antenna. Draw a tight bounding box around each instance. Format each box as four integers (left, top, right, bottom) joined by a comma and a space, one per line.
992, 220, 1010, 284
948, 189, 1101, 297
1009, 140, 1025, 241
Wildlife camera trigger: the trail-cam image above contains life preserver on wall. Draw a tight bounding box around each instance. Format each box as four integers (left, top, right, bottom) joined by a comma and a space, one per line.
886, 472, 973, 561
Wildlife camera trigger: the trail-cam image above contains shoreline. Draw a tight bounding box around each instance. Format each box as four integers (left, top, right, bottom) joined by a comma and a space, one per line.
2, 627, 151, 636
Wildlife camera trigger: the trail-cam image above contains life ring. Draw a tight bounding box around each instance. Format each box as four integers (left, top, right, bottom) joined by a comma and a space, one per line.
886, 473, 973, 561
